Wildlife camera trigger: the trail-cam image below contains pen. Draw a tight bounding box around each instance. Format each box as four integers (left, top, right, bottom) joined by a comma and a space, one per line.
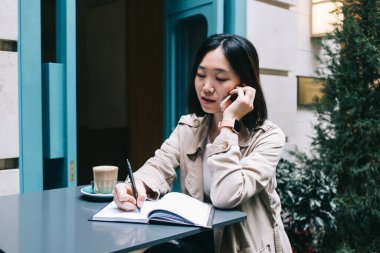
126, 159, 140, 210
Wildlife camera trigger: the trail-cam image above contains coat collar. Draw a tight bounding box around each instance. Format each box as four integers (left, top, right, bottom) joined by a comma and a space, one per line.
185, 115, 210, 156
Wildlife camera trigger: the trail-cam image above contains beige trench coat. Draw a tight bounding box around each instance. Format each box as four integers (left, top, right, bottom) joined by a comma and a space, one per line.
134, 114, 292, 253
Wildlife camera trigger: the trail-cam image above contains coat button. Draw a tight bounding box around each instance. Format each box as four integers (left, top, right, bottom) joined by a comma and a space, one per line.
221, 141, 229, 149
192, 119, 200, 127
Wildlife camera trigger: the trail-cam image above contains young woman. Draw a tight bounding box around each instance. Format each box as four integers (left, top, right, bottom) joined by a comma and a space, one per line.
113, 34, 292, 253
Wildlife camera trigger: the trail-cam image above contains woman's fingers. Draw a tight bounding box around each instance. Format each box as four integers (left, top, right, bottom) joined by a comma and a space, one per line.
113, 193, 138, 211
230, 87, 255, 106
249, 88, 256, 107
224, 86, 256, 120
230, 86, 255, 100
113, 182, 139, 211
237, 87, 245, 99
112, 181, 148, 210
114, 183, 135, 203
136, 180, 147, 208
241, 87, 256, 108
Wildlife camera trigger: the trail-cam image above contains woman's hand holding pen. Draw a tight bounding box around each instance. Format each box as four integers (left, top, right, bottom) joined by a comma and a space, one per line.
222, 86, 256, 121
113, 180, 147, 211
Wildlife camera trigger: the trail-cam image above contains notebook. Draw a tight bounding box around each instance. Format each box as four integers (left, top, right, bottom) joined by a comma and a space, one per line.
91, 192, 214, 228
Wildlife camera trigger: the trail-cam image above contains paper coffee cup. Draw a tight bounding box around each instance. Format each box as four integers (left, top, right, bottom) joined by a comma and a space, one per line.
93, 165, 118, 194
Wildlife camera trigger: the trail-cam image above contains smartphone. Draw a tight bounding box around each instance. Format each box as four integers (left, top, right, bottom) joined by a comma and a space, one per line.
220, 84, 241, 111
220, 93, 238, 111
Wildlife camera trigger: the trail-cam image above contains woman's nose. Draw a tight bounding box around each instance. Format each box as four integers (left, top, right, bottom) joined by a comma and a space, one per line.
203, 81, 215, 94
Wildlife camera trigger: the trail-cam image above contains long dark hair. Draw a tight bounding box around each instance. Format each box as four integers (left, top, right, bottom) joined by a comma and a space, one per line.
187, 33, 268, 130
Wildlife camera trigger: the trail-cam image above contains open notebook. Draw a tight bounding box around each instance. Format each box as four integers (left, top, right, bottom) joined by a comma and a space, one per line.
91, 192, 214, 228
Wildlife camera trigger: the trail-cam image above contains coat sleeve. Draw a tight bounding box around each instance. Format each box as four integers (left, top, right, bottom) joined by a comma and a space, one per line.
207, 126, 285, 208
132, 124, 181, 199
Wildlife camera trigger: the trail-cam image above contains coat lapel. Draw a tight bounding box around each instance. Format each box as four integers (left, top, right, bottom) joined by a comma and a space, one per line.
184, 116, 210, 201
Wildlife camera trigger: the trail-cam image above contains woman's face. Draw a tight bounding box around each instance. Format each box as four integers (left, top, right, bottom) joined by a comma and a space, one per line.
195, 47, 240, 114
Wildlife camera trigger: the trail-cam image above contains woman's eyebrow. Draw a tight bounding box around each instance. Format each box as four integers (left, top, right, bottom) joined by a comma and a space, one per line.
198, 65, 229, 73
215, 68, 228, 73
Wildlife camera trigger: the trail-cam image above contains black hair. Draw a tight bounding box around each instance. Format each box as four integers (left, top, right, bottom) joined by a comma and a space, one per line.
187, 33, 268, 130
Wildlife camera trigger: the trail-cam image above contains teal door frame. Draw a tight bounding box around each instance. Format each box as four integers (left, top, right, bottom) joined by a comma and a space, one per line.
18, 0, 43, 192
224, 0, 246, 35
163, 0, 246, 137
18, 0, 77, 192
56, 0, 77, 189
164, 0, 223, 137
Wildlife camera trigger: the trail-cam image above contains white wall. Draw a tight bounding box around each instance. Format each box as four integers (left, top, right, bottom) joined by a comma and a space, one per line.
0, 0, 18, 159
247, 0, 297, 71
0, 169, 19, 195
0, 0, 19, 196
0, 51, 18, 159
0, 0, 18, 40
246, 0, 319, 156
291, 0, 320, 155
247, 0, 298, 144
260, 75, 298, 143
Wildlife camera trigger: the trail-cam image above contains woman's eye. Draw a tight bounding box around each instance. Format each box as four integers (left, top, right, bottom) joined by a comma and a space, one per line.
216, 78, 228, 82
197, 73, 206, 78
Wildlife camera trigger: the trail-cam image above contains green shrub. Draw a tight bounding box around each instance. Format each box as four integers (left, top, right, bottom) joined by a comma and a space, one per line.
276, 158, 337, 253
311, 0, 380, 251
278, 0, 380, 251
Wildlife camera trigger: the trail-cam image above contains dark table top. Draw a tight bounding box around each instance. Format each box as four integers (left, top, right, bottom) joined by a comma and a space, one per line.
0, 186, 246, 253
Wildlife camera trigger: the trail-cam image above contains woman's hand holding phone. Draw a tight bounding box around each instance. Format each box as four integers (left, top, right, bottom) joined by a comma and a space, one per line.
220, 86, 256, 121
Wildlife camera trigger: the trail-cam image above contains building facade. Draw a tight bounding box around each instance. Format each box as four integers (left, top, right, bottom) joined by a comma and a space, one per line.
0, 0, 323, 195
0, 0, 19, 195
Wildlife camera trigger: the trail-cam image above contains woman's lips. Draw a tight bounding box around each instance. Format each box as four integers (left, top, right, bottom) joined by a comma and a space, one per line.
201, 96, 216, 104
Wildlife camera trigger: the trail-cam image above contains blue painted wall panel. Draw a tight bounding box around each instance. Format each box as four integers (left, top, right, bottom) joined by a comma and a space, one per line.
56, 0, 77, 186
224, 0, 246, 36
19, 0, 78, 190
42, 63, 65, 159
18, 0, 44, 192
